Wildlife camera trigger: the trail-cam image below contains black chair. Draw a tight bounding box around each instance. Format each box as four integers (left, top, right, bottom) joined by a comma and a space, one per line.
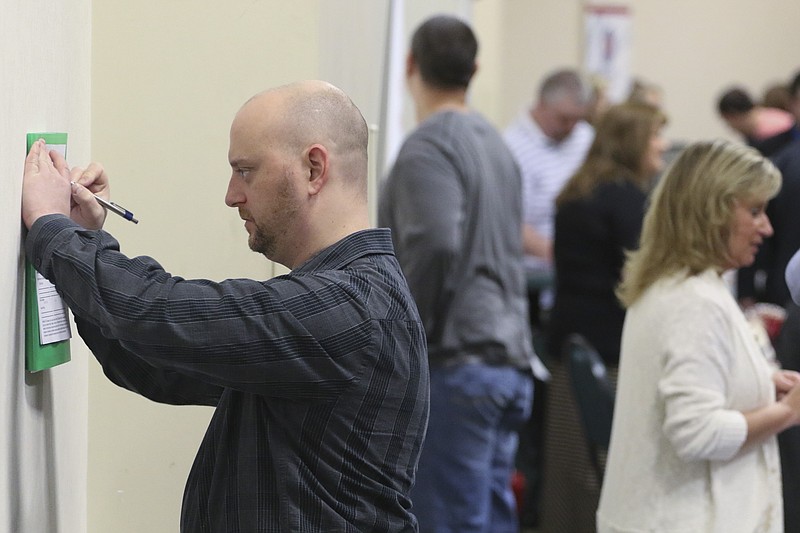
564, 333, 616, 484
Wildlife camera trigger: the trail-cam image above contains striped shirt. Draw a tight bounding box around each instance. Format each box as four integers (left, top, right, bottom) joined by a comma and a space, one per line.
504, 112, 594, 270
26, 215, 429, 533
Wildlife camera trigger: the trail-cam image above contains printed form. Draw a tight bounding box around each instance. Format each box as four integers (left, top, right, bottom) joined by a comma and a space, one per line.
35, 271, 71, 345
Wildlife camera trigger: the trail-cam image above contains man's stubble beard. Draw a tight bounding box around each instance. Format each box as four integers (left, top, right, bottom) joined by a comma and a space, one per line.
247, 170, 300, 261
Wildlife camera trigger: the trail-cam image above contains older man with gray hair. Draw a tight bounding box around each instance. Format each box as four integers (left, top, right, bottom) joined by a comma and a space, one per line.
503, 68, 594, 529
505, 68, 595, 279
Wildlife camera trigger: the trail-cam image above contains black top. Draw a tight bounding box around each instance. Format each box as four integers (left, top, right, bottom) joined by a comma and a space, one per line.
548, 180, 646, 365
749, 125, 799, 158
738, 139, 800, 307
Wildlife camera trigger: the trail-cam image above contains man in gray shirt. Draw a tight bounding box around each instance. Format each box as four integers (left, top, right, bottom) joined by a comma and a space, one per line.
379, 15, 534, 533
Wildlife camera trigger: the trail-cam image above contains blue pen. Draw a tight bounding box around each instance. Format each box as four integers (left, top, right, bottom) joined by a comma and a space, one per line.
93, 193, 139, 224
72, 182, 139, 224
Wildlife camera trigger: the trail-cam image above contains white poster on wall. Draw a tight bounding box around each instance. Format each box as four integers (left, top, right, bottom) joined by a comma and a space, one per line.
583, 4, 632, 103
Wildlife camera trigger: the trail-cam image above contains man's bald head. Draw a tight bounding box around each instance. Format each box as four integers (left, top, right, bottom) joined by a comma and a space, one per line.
239, 81, 369, 190
226, 81, 371, 267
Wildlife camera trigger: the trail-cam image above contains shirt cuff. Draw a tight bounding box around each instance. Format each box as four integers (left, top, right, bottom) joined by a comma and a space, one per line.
712, 410, 748, 461
25, 214, 79, 277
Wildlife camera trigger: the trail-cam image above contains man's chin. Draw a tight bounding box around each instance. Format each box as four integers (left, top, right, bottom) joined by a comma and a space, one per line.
248, 239, 262, 255
248, 236, 274, 259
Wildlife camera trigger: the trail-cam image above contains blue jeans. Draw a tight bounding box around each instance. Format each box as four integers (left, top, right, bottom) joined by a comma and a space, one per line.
411, 362, 534, 533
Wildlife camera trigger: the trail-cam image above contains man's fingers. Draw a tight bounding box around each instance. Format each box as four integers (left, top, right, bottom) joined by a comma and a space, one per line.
71, 181, 93, 203
75, 162, 108, 192
51, 149, 71, 179
69, 165, 86, 184
70, 180, 107, 229
25, 139, 62, 181
25, 139, 43, 171
37, 139, 54, 171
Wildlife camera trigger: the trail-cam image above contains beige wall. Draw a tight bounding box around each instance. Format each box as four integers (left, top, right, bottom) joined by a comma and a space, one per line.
473, 0, 585, 129
474, 0, 800, 143
89, 3, 320, 531
1, 2, 90, 532
88, 1, 800, 531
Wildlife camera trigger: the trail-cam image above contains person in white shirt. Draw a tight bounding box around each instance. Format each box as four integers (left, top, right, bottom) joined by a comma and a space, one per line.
598, 139, 800, 533
504, 68, 594, 528
504, 69, 594, 276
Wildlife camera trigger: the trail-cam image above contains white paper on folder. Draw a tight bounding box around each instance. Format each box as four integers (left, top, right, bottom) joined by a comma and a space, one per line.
35, 270, 71, 345
46, 142, 67, 157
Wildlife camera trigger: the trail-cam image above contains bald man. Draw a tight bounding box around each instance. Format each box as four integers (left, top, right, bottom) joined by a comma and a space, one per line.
22, 80, 429, 533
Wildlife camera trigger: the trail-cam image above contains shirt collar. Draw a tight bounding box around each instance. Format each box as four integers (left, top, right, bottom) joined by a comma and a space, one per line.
293, 228, 395, 273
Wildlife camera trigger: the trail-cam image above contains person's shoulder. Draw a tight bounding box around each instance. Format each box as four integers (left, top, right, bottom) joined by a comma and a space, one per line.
566, 123, 594, 154
571, 120, 595, 142
640, 270, 725, 305
671, 271, 733, 317
504, 118, 551, 163
574, 120, 594, 134
583, 182, 644, 221
632, 271, 730, 331
595, 178, 647, 202
503, 112, 539, 144
463, 111, 512, 143
772, 139, 800, 171
433, 108, 493, 133
393, 121, 442, 160
403, 111, 468, 148
595, 176, 641, 192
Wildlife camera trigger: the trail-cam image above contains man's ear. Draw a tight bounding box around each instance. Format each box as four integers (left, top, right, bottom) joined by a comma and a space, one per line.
406, 53, 415, 79
306, 144, 329, 195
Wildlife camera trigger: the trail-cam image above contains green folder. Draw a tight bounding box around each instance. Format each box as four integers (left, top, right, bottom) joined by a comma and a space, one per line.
25, 132, 71, 372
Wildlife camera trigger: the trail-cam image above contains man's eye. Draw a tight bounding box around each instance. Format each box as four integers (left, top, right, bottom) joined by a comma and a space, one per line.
237, 168, 250, 177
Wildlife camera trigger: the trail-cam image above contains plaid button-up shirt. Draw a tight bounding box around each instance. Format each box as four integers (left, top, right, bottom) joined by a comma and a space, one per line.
28, 216, 429, 532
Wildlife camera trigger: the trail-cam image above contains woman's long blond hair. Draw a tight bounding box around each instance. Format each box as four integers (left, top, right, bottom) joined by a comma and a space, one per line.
616, 139, 781, 307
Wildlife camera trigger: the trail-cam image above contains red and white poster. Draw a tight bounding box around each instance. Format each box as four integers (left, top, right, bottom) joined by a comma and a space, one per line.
584, 4, 632, 103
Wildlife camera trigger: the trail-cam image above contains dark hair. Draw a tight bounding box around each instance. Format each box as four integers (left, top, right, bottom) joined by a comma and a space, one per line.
717, 87, 754, 115
790, 70, 800, 99
762, 83, 792, 111
410, 15, 477, 90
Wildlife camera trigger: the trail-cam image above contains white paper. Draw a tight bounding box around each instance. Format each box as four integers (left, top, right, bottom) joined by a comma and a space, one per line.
36, 270, 72, 345
47, 143, 67, 157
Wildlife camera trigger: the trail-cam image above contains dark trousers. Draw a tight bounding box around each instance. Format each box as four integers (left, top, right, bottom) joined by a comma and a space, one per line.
776, 301, 800, 532
516, 285, 551, 527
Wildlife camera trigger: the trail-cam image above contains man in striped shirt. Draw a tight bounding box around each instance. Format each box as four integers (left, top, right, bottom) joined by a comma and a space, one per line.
22, 80, 429, 532
503, 69, 594, 528
504, 69, 595, 277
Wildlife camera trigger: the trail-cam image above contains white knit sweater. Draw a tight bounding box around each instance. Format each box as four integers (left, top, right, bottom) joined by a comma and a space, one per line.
597, 269, 783, 533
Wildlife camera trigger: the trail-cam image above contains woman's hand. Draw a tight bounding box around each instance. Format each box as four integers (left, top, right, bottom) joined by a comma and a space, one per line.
774, 370, 800, 400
